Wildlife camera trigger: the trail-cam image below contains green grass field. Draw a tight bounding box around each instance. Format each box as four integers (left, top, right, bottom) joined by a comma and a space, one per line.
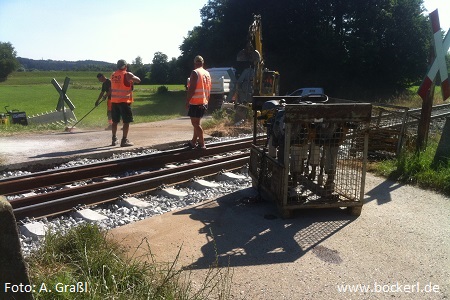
0, 71, 186, 133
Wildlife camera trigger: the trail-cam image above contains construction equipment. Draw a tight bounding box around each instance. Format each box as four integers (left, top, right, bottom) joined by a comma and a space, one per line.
250, 96, 372, 218
206, 67, 236, 112
235, 15, 280, 104
3, 106, 28, 125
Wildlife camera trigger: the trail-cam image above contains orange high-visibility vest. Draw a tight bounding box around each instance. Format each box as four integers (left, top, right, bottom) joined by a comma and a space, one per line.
189, 67, 211, 105
111, 70, 133, 104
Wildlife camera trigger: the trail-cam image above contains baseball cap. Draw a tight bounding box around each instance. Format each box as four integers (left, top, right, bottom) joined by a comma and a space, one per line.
117, 59, 127, 69
194, 55, 204, 63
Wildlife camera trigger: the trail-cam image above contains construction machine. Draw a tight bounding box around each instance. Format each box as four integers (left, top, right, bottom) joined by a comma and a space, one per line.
234, 15, 280, 104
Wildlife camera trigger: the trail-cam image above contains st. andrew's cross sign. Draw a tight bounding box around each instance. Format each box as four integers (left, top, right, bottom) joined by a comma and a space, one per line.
51, 77, 75, 111
418, 9, 450, 101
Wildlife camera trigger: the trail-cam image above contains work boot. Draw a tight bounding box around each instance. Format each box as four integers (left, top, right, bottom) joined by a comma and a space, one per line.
184, 141, 196, 149
111, 136, 118, 146
120, 138, 133, 147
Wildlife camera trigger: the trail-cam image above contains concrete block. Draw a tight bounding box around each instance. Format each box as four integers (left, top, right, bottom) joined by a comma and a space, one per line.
21, 192, 37, 197
189, 179, 220, 190
154, 187, 188, 199
215, 172, 246, 181
0, 196, 33, 299
119, 197, 151, 209
20, 221, 47, 240
72, 209, 108, 222
102, 177, 117, 181
27, 108, 76, 126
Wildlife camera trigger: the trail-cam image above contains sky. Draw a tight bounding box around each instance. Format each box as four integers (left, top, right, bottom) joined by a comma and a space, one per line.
0, 0, 448, 65
0, 0, 208, 64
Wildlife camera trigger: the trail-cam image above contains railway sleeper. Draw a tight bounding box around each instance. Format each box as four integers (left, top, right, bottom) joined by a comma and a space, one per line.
18, 170, 250, 240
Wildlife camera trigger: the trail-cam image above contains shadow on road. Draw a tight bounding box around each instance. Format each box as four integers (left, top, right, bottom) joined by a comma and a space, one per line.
364, 178, 404, 205
173, 187, 357, 270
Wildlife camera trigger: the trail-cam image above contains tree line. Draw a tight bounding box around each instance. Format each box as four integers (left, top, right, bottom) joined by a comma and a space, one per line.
178, 0, 441, 100
2, 0, 449, 100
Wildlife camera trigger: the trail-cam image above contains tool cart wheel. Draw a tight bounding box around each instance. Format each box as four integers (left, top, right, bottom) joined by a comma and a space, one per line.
347, 205, 362, 216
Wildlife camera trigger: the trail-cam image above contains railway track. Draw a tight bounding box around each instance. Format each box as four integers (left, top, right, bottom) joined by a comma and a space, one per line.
2, 137, 259, 220
4, 102, 449, 221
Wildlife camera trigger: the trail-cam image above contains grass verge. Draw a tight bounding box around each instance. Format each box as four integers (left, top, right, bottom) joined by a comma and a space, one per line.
369, 134, 450, 196
26, 223, 232, 300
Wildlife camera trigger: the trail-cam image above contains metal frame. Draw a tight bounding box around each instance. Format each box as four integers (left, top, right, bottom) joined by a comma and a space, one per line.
250, 96, 372, 218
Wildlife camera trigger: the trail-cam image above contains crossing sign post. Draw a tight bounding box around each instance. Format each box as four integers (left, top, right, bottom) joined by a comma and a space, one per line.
52, 77, 75, 111
417, 9, 450, 150
51, 77, 75, 126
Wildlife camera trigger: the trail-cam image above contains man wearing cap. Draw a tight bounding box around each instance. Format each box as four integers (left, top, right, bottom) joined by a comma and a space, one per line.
109, 59, 141, 147
186, 55, 211, 150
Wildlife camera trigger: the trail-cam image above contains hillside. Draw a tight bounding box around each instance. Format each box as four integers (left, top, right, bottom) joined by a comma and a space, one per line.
17, 57, 115, 72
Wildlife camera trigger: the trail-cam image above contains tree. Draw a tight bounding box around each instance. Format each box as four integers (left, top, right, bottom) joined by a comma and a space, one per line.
167, 57, 184, 84
340, 0, 430, 93
131, 56, 149, 83
149, 52, 169, 84
178, 0, 431, 99
0, 42, 18, 81
132, 56, 143, 67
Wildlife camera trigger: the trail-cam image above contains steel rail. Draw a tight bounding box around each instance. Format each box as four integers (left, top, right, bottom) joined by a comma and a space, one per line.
9, 152, 249, 209
407, 103, 450, 114
1, 137, 257, 195
373, 103, 450, 129
13, 156, 249, 220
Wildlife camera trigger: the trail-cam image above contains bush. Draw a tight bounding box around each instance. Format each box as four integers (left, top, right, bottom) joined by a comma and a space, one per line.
157, 85, 169, 94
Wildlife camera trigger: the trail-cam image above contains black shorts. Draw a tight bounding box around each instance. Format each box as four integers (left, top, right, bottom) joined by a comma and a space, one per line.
111, 102, 133, 123
188, 104, 207, 118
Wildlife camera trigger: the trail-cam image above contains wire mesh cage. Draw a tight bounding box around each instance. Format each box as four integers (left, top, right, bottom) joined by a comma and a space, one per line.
249, 96, 372, 218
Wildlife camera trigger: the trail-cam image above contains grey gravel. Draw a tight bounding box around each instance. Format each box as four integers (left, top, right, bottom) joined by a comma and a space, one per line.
19, 173, 252, 257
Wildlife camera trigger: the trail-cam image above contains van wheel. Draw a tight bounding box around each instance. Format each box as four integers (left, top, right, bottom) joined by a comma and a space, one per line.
208, 95, 224, 113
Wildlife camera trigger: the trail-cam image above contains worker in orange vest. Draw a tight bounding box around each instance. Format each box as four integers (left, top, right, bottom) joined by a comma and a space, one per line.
109, 59, 141, 147
185, 55, 211, 150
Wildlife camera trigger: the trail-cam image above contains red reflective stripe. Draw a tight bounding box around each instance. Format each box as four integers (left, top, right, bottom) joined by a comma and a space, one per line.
430, 10, 440, 34
442, 79, 450, 100
418, 76, 432, 100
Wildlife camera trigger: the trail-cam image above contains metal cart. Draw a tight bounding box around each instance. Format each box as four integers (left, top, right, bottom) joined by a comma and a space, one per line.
249, 96, 372, 218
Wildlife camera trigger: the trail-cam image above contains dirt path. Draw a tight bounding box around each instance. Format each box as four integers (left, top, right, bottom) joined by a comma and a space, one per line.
0, 117, 200, 170
110, 173, 449, 299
